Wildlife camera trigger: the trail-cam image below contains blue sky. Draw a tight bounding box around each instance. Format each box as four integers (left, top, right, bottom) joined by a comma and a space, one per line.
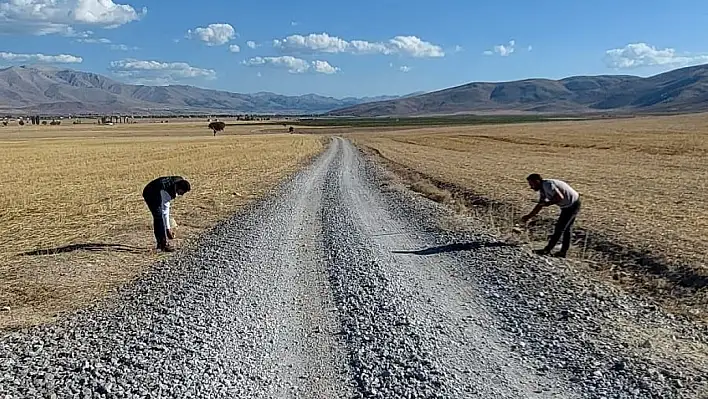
2, 0, 708, 97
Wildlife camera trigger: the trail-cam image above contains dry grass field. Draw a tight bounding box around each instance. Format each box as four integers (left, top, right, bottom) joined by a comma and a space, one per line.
350, 113, 708, 316
0, 121, 325, 329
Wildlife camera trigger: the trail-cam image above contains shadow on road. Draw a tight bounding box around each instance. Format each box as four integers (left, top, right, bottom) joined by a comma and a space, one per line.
19, 243, 145, 256
392, 241, 518, 256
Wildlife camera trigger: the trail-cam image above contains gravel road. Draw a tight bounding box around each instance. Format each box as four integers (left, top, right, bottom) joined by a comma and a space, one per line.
1, 137, 704, 398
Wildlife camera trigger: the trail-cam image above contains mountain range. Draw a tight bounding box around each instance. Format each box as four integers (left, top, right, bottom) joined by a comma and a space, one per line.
1, 64, 708, 116
329, 63, 708, 116
0, 65, 419, 115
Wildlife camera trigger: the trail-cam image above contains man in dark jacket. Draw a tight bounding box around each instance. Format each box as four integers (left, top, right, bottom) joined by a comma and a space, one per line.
142, 176, 191, 252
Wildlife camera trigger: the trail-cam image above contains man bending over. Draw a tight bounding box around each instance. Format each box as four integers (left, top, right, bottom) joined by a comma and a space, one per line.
521, 173, 581, 258
142, 176, 191, 252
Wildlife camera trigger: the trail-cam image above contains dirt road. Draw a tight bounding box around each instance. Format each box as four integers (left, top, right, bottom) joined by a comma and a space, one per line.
1, 137, 703, 398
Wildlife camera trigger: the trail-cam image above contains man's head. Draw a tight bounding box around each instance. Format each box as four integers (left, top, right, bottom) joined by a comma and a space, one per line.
175, 179, 191, 196
526, 173, 543, 191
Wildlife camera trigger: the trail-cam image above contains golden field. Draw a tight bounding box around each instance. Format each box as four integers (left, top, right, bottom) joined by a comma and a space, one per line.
0, 121, 324, 329
350, 113, 708, 313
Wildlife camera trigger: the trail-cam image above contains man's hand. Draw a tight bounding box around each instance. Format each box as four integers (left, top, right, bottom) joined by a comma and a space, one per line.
166, 229, 175, 240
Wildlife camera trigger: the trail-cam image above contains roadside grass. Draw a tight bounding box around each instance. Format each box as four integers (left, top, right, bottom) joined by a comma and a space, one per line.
349, 112, 708, 320
0, 122, 325, 329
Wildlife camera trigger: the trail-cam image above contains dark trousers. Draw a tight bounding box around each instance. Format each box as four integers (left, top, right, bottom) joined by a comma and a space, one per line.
545, 200, 581, 254
143, 193, 167, 247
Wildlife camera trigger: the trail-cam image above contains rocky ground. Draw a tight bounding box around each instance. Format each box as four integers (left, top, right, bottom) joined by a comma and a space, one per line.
1, 137, 705, 398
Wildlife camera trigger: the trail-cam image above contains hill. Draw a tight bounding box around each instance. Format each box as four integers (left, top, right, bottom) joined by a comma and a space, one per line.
0, 65, 407, 115
328, 64, 708, 116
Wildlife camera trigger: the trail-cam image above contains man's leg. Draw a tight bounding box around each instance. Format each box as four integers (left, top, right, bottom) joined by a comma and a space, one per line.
145, 196, 168, 250
152, 207, 168, 249
558, 201, 581, 256
542, 208, 574, 254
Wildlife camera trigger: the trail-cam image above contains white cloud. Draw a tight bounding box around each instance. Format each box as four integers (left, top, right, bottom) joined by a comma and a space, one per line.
399, 65, 411, 73
454, 45, 463, 53
242, 55, 340, 74
75, 36, 135, 51
274, 33, 349, 53
229, 44, 240, 53
604, 42, 708, 69
243, 56, 310, 73
349, 40, 391, 55
290, 21, 297, 26
77, 37, 111, 44
256, 72, 261, 77
312, 60, 339, 74
0, 51, 82, 63
109, 58, 216, 84
527, 45, 533, 52
484, 40, 516, 57
273, 32, 445, 58
0, 0, 146, 36
388, 36, 444, 57
246, 40, 257, 49
109, 43, 136, 51
186, 23, 235, 46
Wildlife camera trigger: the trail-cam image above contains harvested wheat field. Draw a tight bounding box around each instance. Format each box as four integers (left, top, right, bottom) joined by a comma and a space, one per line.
0, 121, 325, 329
350, 113, 708, 317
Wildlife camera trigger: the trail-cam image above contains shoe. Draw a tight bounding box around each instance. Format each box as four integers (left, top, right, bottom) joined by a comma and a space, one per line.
552, 252, 567, 258
157, 243, 175, 252
533, 248, 550, 256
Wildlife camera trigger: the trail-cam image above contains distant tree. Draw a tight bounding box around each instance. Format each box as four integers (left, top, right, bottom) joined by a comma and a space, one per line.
18, 120, 24, 126
289, 126, 294, 133
41, 121, 48, 125
208, 121, 226, 136
1, 121, 7, 127
50, 120, 61, 125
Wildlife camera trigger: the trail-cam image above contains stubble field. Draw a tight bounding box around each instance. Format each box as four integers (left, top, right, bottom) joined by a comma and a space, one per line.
349, 113, 708, 318
0, 121, 324, 329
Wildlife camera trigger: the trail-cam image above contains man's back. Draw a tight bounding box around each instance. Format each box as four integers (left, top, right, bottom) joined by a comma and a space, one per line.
541, 179, 579, 208
143, 176, 184, 199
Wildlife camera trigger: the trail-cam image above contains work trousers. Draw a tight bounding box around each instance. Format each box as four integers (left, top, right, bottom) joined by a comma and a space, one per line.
142, 192, 167, 248
545, 199, 581, 254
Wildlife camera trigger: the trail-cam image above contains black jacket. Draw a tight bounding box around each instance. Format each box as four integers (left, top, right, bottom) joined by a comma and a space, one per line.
142, 176, 185, 202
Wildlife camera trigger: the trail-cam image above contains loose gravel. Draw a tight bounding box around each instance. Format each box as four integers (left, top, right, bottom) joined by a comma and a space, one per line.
1, 136, 704, 399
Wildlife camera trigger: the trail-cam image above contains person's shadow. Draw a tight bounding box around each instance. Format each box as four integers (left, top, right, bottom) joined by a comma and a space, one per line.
19, 243, 145, 256
392, 241, 517, 256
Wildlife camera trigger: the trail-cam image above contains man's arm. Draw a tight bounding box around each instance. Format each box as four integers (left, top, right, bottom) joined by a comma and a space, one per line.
159, 190, 174, 239
521, 185, 564, 223
544, 187, 565, 206
521, 203, 544, 223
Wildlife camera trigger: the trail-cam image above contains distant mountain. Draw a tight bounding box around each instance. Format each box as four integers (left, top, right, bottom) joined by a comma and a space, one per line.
328, 64, 708, 116
0, 65, 415, 115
